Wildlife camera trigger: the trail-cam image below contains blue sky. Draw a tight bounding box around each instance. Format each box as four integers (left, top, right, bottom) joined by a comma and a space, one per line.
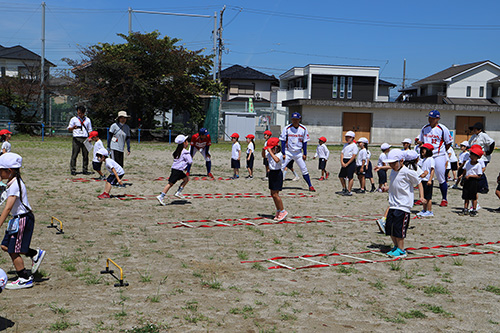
2, 0, 500, 93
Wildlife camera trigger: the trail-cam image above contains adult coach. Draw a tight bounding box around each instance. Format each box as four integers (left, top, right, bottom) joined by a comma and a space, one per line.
417, 110, 452, 207
186, 128, 213, 178
107, 110, 131, 167
468, 122, 495, 193
68, 105, 92, 175
279, 112, 316, 192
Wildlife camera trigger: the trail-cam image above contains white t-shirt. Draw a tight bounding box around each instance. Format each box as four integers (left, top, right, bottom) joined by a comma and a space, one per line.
246, 142, 254, 155
447, 147, 458, 163
342, 142, 358, 159
356, 148, 367, 166
463, 160, 483, 177
105, 158, 124, 175
92, 140, 105, 163
67, 116, 92, 138
458, 151, 470, 164
419, 123, 452, 157
420, 157, 435, 181
279, 124, 310, 154
314, 144, 329, 160
6, 177, 31, 216
231, 142, 241, 160
267, 151, 284, 171
377, 152, 388, 167
388, 165, 421, 213
469, 132, 495, 162
1, 141, 11, 153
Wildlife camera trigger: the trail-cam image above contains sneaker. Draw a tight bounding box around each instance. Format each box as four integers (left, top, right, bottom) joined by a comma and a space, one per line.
309, 186, 316, 192
319, 177, 325, 181
325, 172, 330, 180
70, 171, 77, 176
97, 192, 110, 199
342, 188, 347, 194
415, 200, 423, 205
458, 208, 469, 216
386, 246, 398, 256
262, 177, 268, 181
83, 171, 93, 175
439, 199, 448, 207
376, 218, 386, 233
277, 210, 288, 222
392, 248, 407, 259
451, 184, 458, 189
376, 188, 383, 193
469, 209, 477, 217
423, 211, 434, 217
186, 172, 190, 177
416, 210, 426, 217
174, 191, 183, 199
359, 189, 366, 194
343, 191, 353, 196
31, 249, 46, 274
273, 211, 280, 220
98, 175, 107, 180
208, 172, 214, 179
156, 195, 166, 206
292, 176, 300, 181
370, 187, 376, 193
5, 276, 34, 290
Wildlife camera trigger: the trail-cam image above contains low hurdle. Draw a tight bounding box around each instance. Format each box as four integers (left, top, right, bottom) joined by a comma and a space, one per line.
100, 258, 129, 287
47, 216, 64, 234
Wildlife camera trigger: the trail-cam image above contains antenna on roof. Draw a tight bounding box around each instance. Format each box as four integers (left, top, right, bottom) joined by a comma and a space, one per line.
402, 58, 406, 89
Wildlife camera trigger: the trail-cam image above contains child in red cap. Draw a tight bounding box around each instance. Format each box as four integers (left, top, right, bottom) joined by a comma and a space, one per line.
0, 130, 12, 155
230, 133, 241, 179
89, 131, 106, 180
262, 130, 272, 180
264, 137, 287, 221
245, 134, 255, 179
313, 137, 330, 180
459, 145, 484, 216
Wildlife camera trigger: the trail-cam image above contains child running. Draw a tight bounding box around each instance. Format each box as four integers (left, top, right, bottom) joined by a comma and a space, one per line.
382, 149, 425, 259
313, 136, 330, 180
245, 134, 255, 179
264, 137, 288, 221
339, 131, 358, 196
230, 133, 241, 179
459, 145, 483, 216
417, 143, 435, 217
0, 153, 46, 289
262, 130, 272, 180
0, 130, 12, 155
96, 148, 125, 199
156, 135, 192, 205
89, 131, 106, 180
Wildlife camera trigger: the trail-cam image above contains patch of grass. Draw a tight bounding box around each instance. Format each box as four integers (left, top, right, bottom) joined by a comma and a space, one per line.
450, 236, 467, 243
370, 280, 386, 290
280, 313, 297, 321
423, 285, 451, 296
399, 310, 427, 319
49, 319, 78, 331
183, 300, 198, 312
126, 322, 164, 332
389, 261, 402, 271
237, 250, 249, 260
229, 305, 254, 319
121, 246, 131, 257
246, 226, 264, 237
419, 303, 454, 317
192, 271, 204, 278
337, 265, 358, 275
115, 310, 127, 319
49, 303, 70, 315
138, 270, 152, 283
61, 256, 77, 272
489, 319, 499, 325
485, 285, 500, 295
184, 313, 209, 324
452, 257, 464, 266
273, 238, 281, 244
252, 262, 266, 271
202, 278, 222, 290
276, 290, 300, 297
378, 313, 406, 324
78, 268, 103, 285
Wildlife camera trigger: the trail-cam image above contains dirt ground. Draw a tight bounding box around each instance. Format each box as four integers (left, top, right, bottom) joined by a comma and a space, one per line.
1, 136, 500, 332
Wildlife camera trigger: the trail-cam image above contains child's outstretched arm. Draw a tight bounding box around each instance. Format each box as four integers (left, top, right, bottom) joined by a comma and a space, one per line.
0, 196, 16, 228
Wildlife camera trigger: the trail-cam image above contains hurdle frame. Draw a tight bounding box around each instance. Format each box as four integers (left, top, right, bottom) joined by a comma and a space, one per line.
48, 216, 64, 234
100, 258, 129, 287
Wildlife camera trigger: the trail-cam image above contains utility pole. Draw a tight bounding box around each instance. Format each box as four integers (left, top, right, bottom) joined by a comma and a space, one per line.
41, 2, 46, 123
212, 11, 217, 81
402, 58, 406, 89
128, 7, 132, 34
217, 6, 225, 83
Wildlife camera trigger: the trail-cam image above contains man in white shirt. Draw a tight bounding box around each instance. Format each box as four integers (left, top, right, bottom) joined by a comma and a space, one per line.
67, 106, 93, 175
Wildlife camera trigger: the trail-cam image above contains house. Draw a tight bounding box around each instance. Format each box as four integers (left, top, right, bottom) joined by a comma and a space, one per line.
0, 44, 55, 79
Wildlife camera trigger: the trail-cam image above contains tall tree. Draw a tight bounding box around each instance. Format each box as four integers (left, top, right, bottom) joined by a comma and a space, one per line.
64, 31, 222, 130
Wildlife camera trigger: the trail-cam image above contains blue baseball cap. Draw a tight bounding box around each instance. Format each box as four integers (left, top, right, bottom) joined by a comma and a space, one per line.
199, 128, 208, 135
291, 112, 302, 119
428, 110, 440, 118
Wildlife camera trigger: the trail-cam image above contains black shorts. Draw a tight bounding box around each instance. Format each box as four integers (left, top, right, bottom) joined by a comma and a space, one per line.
231, 159, 240, 169
286, 160, 294, 169
92, 161, 102, 172
450, 161, 458, 171
246, 153, 254, 169
339, 159, 355, 179
377, 169, 387, 185
496, 183, 500, 192
356, 165, 365, 176
385, 209, 410, 239
318, 158, 327, 170
168, 169, 186, 185
2, 212, 34, 254
422, 181, 433, 200
263, 158, 269, 166
107, 173, 125, 185
268, 169, 283, 191
365, 161, 373, 178
457, 168, 464, 178
462, 178, 478, 200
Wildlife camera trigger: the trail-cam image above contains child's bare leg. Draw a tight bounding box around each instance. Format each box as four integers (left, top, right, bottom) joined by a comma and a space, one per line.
464, 199, 469, 209
162, 183, 174, 194
496, 189, 500, 200
9, 253, 25, 271
360, 175, 365, 190
339, 177, 346, 188
348, 178, 354, 192
271, 191, 284, 211
384, 207, 389, 218
472, 198, 477, 210
235, 168, 239, 176
104, 182, 112, 193
180, 178, 189, 188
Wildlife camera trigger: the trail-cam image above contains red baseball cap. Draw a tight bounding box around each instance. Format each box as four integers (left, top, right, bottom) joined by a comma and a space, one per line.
319, 136, 327, 142
245, 134, 255, 139
421, 143, 434, 150
230, 133, 239, 139
88, 130, 99, 139
0, 129, 12, 136
469, 144, 484, 157
264, 137, 280, 150
263, 130, 272, 136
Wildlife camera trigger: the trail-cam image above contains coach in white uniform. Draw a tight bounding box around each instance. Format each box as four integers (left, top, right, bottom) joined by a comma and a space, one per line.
417, 110, 452, 207
67, 105, 93, 176
279, 112, 316, 192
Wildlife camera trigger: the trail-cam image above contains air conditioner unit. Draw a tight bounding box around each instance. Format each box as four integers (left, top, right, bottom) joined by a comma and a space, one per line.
255, 92, 262, 101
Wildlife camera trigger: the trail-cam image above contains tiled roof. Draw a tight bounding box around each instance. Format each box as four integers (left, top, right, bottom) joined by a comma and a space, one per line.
443, 97, 498, 106
220, 65, 277, 81
412, 61, 491, 86
0, 45, 56, 67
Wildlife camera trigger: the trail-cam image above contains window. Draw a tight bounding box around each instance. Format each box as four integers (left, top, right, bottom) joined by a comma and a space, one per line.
340, 76, 345, 98
479, 86, 484, 97
238, 85, 254, 95
332, 76, 338, 98
229, 85, 238, 95
466, 86, 471, 97
347, 77, 353, 99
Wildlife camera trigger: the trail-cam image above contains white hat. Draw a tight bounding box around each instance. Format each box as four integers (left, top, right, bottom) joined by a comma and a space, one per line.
0, 268, 7, 291
96, 148, 109, 157
0, 153, 22, 168
402, 138, 412, 144
404, 150, 419, 161
116, 110, 131, 120
358, 137, 369, 144
460, 141, 470, 147
345, 131, 355, 138
175, 134, 188, 144
385, 149, 404, 163
381, 143, 391, 150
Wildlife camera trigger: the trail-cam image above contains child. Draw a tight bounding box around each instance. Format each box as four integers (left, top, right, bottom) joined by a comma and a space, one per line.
446, 146, 458, 182
376, 143, 391, 192
264, 137, 288, 221
339, 131, 358, 196
283, 160, 300, 181
262, 130, 272, 180
313, 136, 330, 180
156, 135, 192, 205
496, 171, 500, 212
382, 149, 425, 259
89, 131, 106, 180
0, 153, 46, 289
356, 137, 368, 193
452, 141, 470, 189
96, 148, 125, 199
245, 134, 255, 179
459, 145, 483, 216
231, 133, 241, 179
402, 138, 412, 151
417, 143, 435, 217
0, 130, 12, 155
365, 141, 376, 192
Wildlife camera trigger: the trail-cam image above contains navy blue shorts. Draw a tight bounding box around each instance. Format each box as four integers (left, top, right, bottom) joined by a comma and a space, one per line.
268, 169, 283, 191
385, 209, 410, 239
92, 161, 102, 172
422, 181, 433, 200
231, 159, 240, 169
247, 153, 254, 169
462, 178, 478, 200
168, 169, 186, 185
107, 173, 125, 185
339, 159, 355, 179
365, 161, 373, 178
377, 169, 387, 184
2, 212, 34, 254
318, 158, 327, 170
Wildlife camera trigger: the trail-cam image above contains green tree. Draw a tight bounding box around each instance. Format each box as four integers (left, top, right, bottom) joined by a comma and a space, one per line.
64, 31, 222, 131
